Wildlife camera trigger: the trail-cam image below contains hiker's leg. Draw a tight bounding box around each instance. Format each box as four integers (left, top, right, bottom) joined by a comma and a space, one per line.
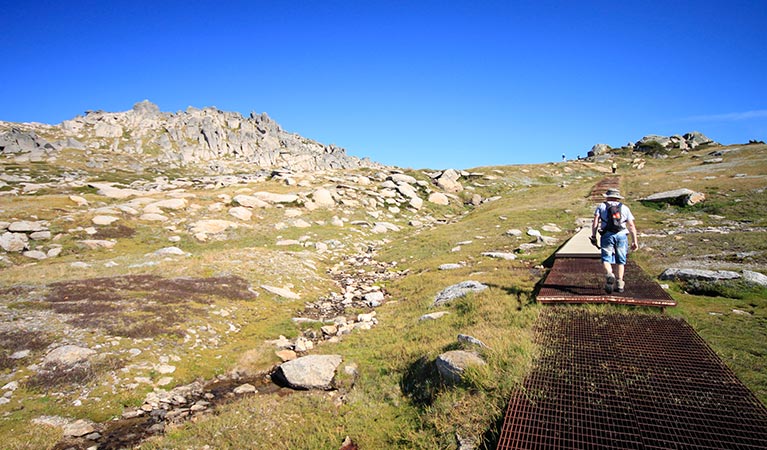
601, 233, 617, 293
600, 233, 616, 272
616, 264, 625, 280
614, 234, 628, 292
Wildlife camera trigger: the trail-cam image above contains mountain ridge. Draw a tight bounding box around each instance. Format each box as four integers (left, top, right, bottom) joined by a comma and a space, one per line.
0, 100, 382, 172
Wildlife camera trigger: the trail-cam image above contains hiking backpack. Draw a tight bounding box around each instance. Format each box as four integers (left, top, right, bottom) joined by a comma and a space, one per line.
604, 202, 624, 233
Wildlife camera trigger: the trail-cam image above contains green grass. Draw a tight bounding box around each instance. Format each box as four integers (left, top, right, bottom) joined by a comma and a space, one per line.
1, 142, 766, 448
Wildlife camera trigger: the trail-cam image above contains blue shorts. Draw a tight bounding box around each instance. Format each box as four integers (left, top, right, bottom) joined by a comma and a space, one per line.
600, 232, 628, 265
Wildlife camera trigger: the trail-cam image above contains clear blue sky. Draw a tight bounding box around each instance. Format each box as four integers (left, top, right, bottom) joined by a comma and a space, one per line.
1, 0, 765, 169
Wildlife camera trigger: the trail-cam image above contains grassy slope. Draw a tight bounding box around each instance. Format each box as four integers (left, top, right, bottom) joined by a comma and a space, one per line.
1, 144, 765, 449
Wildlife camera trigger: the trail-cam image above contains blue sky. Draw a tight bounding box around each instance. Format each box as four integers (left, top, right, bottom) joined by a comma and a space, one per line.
1, 0, 765, 169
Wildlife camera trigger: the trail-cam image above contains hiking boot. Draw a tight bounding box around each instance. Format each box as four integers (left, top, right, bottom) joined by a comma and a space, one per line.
605, 273, 616, 294
616, 279, 625, 293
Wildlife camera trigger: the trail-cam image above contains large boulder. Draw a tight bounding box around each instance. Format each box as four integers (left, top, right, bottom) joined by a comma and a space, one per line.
436, 169, 463, 193
435, 350, 486, 384
433, 281, 488, 307
274, 354, 343, 390
232, 194, 270, 208
683, 131, 715, 148
742, 270, 767, 287
8, 221, 47, 232
389, 173, 417, 184
311, 188, 335, 208
428, 192, 450, 205
190, 219, 238, 235
589, 143, 611, 157
0, 232, 29, 252
641, 189, 705, 206
253, 192, 299, 204
659, 268, 740, 282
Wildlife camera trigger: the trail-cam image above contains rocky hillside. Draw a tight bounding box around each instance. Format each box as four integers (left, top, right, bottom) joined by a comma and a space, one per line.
0, 100, 381, 172
0, 111, 765, 449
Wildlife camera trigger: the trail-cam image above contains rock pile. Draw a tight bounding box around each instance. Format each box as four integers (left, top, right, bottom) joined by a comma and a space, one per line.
0, 220, 59, 260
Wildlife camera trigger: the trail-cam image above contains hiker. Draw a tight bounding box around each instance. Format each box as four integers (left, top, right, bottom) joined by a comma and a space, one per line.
591, 188, 639, 293
611, 162, 618, 174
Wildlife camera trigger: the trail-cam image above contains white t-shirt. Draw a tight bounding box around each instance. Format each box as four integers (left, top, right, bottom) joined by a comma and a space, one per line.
594, 201, 634, 234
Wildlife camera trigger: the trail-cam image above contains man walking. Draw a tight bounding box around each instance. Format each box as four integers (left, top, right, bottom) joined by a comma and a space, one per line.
591, 188, 639, 293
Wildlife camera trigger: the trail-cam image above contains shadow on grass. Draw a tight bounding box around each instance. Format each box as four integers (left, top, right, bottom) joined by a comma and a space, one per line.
400, 356, 444, 407
483, 283, 534, 311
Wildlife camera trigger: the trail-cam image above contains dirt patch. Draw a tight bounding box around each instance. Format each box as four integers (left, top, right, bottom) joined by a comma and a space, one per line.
0, 329, 54, 370
92, 224, 136, 239
42, 275, 258, 338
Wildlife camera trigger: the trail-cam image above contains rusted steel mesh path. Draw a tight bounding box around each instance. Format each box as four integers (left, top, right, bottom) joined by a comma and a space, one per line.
497, 176, 767, 448
538, 258, 676, 307
497, 309, 767, 449
588, 175, 621, 202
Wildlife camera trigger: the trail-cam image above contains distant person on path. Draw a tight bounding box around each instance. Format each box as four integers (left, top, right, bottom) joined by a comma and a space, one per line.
591, 188, 639, 293
611, 162, 618, 174
562, 153, 566, 161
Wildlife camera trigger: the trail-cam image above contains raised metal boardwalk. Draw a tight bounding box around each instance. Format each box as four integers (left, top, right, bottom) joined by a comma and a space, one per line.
497, 177, 766, 448
497, 309, 767, 449
537, 258, 676, 307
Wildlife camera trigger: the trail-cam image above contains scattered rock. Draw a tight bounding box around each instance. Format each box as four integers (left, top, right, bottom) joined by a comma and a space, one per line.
428, 192, 450, 205
228, 206, 253, 221
261, 285, 301, 299
541, 224, 561, 233
78, 239, 116, 250
527, 229, 541, 237
190, 219, 238, 235
69, 195, 89, 206
232, 383, 257, 395
92, 215, 120, 226
43, 345, 96, 367
436, 169, 463, 193
8, 220, 47, 232
274, 354, 343, 390
139, 213, 168, 222
253, 192, 299, 204
232, 194, 270, 208
481, 252, 516, 260
22, 250, 47, 260
439, 263, 462, 270
742, 270, 767, 287
0, 232, 29, 253
420, 311, 450, 321
363, 291, 385, 307
63, 419, 97, 438
457, 334, 489, 349
433, 281, 488, 307
435, 350, 486, 384
312, 188, 335, 208
152, 246, 187, 257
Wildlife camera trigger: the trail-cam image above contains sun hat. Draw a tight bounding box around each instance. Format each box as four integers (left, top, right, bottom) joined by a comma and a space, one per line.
603, 188, 624, 199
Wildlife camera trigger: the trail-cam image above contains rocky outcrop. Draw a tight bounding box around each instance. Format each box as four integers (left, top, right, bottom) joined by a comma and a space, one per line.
2, 100, 382, 172
635, 132, 716, 153
641, 189, 706, 206
587, 132, 717, 158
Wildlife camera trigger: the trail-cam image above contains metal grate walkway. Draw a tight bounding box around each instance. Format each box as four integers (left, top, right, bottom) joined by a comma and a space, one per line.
537, 258, 676, 307
497, 309, 767, 449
